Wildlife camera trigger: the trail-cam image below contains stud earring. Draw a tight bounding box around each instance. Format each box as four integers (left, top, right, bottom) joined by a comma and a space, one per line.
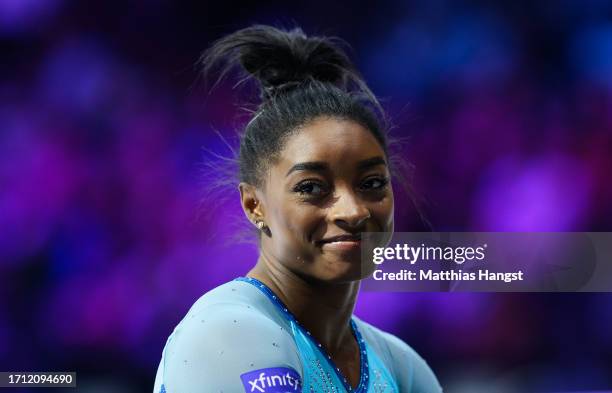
255, 220, 271, 236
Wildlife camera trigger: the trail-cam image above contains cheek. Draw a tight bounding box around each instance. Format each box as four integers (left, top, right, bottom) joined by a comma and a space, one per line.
272, 203, 322, 256
373, 192, 394, 231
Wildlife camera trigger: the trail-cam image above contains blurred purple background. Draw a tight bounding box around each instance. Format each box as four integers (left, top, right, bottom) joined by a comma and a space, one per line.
1, 1, 612, 392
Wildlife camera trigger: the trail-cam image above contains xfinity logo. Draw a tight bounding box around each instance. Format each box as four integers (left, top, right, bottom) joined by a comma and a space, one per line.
240, 367, 302, 393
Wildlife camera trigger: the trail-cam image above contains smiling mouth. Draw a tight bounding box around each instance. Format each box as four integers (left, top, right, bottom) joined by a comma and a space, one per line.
318, 234, 361, 244
316, 234, 362, 251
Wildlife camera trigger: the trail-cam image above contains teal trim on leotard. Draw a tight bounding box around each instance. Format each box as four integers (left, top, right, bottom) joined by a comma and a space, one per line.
235, 276, 379, 392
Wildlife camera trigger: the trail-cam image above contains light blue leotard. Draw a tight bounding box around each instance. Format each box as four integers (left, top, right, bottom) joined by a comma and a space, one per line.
153, 277, 443, 393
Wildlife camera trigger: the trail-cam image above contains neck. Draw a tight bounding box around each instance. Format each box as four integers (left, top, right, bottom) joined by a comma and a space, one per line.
246, 253, 360, 355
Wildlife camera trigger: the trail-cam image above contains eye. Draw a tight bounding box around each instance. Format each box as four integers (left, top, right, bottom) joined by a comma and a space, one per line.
293, 180, 329, 197
360, 176, 389, 191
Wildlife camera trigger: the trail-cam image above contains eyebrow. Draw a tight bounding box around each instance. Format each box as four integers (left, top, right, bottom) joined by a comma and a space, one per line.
285, 156, 387, 177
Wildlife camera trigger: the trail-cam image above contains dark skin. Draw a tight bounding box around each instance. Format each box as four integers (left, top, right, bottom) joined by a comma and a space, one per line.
239, 116, 394, 389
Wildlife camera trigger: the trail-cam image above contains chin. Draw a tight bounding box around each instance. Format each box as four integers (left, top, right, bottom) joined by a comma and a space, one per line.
314, 257, 370, 284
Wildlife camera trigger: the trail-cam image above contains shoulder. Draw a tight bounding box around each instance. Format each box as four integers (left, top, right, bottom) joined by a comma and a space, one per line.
169, 279, 291, 351
153, 280, 303, 393
187, 278, 279, 315
353, 316, 444, 393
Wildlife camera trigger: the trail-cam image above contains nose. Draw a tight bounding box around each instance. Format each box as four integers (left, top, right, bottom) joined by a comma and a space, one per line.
329, 187, 371, 230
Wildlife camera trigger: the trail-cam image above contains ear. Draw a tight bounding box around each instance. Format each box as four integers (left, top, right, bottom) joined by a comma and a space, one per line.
238, 182, 265, 224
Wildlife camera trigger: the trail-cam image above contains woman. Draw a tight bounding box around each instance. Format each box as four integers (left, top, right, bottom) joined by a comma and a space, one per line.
153, 25, 443, 393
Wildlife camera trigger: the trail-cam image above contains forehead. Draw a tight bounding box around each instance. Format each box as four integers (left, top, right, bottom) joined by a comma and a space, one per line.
277, 117, 385, 169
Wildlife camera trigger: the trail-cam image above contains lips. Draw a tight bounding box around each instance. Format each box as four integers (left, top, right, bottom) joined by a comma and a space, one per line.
318, 233, 362, 244
317, 233, 362, 252
316, 233, 362, 252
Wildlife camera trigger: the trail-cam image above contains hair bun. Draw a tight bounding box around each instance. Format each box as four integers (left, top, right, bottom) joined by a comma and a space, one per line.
200, 24, 359, 98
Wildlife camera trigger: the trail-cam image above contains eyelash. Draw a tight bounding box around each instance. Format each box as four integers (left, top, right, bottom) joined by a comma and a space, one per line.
292, 177, 389, 197
293, 181, 328, 196
360, 176, 389, 191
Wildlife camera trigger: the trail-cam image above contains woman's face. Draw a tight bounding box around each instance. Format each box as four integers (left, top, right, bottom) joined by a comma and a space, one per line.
252, 116, 394, 283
